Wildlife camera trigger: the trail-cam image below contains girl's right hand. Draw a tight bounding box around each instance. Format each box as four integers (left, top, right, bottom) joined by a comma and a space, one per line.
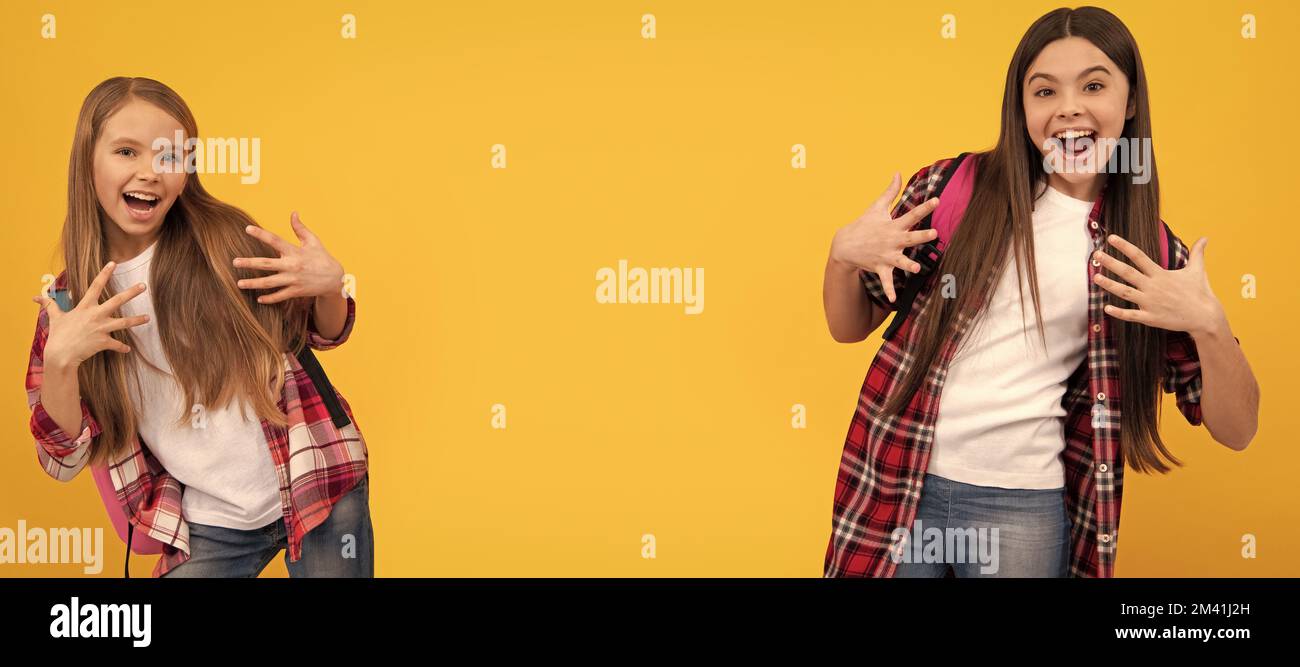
829, 172, 942, 304
33, 262, 150, 370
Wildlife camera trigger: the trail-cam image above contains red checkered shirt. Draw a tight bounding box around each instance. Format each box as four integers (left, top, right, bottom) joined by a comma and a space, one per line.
824, 154, 1213, 578
26, 273, 368, 577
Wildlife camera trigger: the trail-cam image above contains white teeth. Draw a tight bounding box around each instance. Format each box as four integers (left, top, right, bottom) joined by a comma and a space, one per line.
1054, 129, 1095, 139
124, 192, 159, 201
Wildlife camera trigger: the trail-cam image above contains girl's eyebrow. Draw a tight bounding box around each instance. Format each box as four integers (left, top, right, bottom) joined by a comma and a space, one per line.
107, 136, 147, 148
1026, 65, 1113, 85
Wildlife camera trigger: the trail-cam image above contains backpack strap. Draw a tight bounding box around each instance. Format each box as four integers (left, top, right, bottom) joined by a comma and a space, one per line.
930, 153, 978, 253
125, 523, 134, 578
881, 152, 977, 341
297, 346, 351, 428
1159, 222, 1174, 270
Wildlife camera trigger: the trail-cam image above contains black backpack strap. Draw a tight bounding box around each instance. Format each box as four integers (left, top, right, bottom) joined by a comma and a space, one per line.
882, 152, 971, 342
1162, 223, 1178, 270
297, 347, 352, 428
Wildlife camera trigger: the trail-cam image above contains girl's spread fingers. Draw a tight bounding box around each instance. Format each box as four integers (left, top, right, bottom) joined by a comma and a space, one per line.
1094, 251, 1145, 286
106, 314, 150, 332
33, 295, 63, 317
1103, 303, 1149, 325
83, 261, 117, 306
868, 172, 903, 215
237, 274, 293, 290
289, 211, 318, 243
1092, 273, 1142, 304
257, 287, 297, 304
232, 256, 285, 271
1188, 236, 1209, 267
244, 225, 293, 254
905, 228, 940, 247
1107, 234, 1161, 275
894, 255, 921, 274
894, 197, 940, 230
99, 282, 147, 312
879, 269, 898, 304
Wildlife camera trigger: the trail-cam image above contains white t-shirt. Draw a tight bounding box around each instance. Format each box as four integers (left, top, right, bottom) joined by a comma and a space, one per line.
927, 183, 1094, 490
108, 241, 284, 530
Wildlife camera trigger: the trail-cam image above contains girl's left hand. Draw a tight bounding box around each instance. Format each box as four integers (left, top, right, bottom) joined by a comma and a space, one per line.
1092, 233, 1227, 337
233, 212, 345, 304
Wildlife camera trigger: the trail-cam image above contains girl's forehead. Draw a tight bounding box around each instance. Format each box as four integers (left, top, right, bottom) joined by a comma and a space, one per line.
100, 99, 185, 143
1025, 37, 1120, 82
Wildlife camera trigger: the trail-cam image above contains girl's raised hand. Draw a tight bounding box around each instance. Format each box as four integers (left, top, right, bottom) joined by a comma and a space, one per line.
830, 172, 942, 304
33, 261, 150, 369
233, 212, 345, 304
1092, 234, 1227, 337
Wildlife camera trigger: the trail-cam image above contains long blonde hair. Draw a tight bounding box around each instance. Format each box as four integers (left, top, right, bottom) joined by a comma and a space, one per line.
63, 76, 309, 464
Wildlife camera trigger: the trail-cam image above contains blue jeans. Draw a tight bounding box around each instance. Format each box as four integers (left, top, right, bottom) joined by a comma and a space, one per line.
162, 476, 374, 578
891, 473, 1069, 578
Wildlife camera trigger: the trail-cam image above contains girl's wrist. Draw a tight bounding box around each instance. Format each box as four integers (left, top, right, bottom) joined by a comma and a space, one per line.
309, 265, 346, 300
1190, 314, 1231, 344
828, 253, 854, 272
828, 235, 856, 273
315, 284, 346, 303
1187, 296, 1230, 342
44, 350, 79, 376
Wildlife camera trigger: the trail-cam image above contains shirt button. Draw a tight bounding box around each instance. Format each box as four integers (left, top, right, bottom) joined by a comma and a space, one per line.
1100, 533, 1112, 543
1096, 392, 1106, 401
1090, 221, 1099, 229
1098, 463, 1109, 472
1092, 324, 1101, 333
1091, 258, 1101, 267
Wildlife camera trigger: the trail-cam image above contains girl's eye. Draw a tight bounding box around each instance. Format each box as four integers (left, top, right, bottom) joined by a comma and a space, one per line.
160, 153, 178, 163
115, 147, 135, 157
1085, 82, 1104, 92
1035, 88, 1054, 98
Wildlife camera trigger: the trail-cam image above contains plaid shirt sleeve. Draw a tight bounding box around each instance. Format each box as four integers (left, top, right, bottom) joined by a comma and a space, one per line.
25, 307, 100, 481
859, 165, 940, 312
306, 294, 356, 351
1159, 224, 1238, 427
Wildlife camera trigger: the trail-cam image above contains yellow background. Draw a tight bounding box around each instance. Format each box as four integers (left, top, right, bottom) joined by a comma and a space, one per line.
0, 0, 1293, 577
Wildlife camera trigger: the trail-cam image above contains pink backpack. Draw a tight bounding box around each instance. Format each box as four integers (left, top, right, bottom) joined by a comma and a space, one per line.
51, 287, 168, 576
881, 152, 1173, 341
92, 465, 167, 559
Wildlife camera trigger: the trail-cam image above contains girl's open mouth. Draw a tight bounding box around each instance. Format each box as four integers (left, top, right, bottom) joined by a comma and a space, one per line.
122, 191, 160, 220
1053, 128, 1096, 159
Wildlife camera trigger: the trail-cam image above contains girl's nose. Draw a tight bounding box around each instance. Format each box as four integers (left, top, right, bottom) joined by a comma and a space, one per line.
1056, 92, 1083, 118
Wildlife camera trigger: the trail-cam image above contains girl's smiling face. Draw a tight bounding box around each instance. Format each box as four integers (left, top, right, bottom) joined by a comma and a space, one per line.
92, 98, 187, 257
1023, 36, 1135, 200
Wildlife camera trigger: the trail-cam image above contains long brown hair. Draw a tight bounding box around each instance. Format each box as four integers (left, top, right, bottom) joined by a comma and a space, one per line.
878, 7, 1180, 474
62, 77, 309, 464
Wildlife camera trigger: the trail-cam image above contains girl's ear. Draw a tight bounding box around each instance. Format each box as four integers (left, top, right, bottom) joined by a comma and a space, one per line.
1126, 93, 1136, 120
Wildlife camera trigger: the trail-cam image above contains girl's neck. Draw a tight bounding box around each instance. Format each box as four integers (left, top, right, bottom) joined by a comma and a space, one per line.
1045, 171, 1104, 203
105, 230, 160, 264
